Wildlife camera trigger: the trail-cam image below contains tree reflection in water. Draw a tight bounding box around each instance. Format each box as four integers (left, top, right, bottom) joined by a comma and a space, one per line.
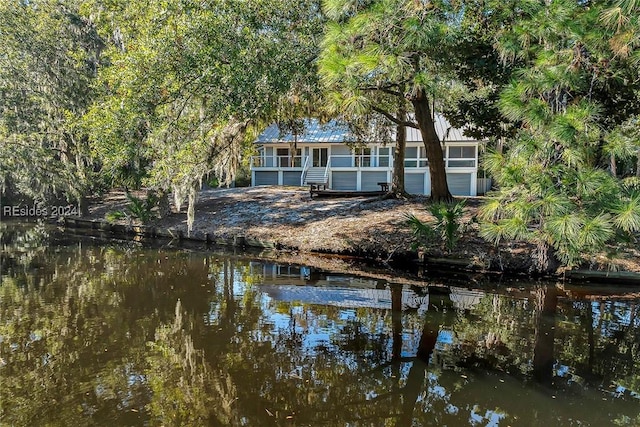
1, 222, 639, 426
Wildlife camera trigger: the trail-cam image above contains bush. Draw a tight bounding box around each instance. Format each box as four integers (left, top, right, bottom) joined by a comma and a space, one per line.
405, 199, 467, 252
105, 210, 126, 223
124, 191, 158, 223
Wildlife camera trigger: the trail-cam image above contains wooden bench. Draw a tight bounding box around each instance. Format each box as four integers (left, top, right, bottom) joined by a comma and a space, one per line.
308, 182, 327, 197
377, 182, 389, 192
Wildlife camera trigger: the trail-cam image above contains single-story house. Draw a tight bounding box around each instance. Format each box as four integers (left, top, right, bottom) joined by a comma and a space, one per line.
250, 114, 488, 196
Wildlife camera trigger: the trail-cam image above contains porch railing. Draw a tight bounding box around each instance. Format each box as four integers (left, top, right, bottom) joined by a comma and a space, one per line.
323, 157, 331, 182
250, 153, 476, 169
251, 155, 304, 168
300, 156, 311, 186
327, 155, 391, 168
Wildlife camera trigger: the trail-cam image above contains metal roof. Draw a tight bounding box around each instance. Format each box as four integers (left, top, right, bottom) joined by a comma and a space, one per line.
256, 114, 481, 144
406, 114, 479, 143
256, 119, 353, 144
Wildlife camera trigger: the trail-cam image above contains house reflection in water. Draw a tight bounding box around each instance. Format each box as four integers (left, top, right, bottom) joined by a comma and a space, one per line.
250, 262, 488, 315
250, 261, 433, 312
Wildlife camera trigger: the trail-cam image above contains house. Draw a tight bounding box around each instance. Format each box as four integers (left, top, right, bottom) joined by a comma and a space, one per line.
250, 114, 487, 196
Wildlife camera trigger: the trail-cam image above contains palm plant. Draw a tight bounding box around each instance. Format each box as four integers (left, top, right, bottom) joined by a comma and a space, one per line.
406, 200, 467, 252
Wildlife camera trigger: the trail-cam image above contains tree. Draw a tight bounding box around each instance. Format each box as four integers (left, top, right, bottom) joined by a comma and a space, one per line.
0, 0, 103, 208
440, 1, 523, 146
83, 0, 324, 231
319, 0, 460, 201
479, 0, 640, 273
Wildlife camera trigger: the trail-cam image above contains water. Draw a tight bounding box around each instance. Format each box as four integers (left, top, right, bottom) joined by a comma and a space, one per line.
1, 222, 639, 426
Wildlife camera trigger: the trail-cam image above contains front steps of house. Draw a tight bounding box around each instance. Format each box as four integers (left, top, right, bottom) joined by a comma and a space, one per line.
303, 167, 327, 185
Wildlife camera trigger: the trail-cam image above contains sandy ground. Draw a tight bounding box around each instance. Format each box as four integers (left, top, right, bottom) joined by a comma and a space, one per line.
86, 186, 640, 274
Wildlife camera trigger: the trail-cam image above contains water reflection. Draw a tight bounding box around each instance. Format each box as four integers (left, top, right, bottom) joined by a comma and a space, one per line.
1, 222, 639, 426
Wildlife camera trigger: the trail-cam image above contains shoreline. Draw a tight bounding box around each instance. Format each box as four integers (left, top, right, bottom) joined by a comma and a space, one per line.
45, 186, 640, 286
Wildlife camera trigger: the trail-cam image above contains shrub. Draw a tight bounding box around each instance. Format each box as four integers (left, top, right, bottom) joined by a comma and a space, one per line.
406, 200, 467, 252
124, 191, 158, 223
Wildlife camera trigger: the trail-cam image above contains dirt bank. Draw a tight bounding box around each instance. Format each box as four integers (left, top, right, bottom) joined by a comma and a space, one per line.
81, 186, 640, 279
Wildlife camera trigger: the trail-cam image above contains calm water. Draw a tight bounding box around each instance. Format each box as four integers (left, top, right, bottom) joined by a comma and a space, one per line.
1, 222, 639, 426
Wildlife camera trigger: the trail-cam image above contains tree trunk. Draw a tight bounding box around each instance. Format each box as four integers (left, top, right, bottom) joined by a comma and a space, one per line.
156, 189, 171, 219
636, 148, 640, 177
78, 196, 90, 217
531, 240, 560, 275
396, 318, 438, 427
391, 284, 403, 361
410, 89, 452, 202
532, 285, 558, 385
289, 136, 297, 168
586, 300, 594, 374
610, 152, 617, 177
391, 104, 407, 195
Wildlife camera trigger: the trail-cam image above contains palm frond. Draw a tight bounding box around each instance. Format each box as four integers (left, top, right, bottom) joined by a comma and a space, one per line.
535, 190, 573, 217
478, 198, 505, 222
479, 222, 509, 246
404, 213, 435, 240
501, 216, 530, 240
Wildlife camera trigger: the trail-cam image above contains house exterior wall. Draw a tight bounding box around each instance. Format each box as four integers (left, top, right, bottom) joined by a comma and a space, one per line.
283, 171, 301, 186
361, 171, 389, 191
446, 173, 473, 196
252, 141, 480, 196
405, 172, 426, 194
331, 145, 352, 167
332, 171, 358, 190
254, 171, 279, 186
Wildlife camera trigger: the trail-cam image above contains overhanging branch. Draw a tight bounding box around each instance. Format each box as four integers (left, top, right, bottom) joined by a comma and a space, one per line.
360, 86, 405, 98
371, 106, 418, 128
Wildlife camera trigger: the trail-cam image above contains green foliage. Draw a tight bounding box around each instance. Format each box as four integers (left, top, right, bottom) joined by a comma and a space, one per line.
104, 192, 158, 224
104, 210, 126, 224
405, 213, 436, 241
319, 0, 460, 200
0, 0, 102, 204
81, 0, 324, 231
406, 200, 467, 252
478, 0, 640, 272
125, 191, 157, 224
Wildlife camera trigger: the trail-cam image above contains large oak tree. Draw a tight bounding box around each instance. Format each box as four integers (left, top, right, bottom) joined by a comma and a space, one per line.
83, 0, 324, 230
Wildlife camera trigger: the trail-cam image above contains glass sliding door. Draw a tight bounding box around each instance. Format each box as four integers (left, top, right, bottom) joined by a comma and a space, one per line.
312, 148, 328, 167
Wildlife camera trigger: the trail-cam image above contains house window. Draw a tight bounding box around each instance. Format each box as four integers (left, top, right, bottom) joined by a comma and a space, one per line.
448, 146, 476, 158
277, 148, 302, 167
291, 148, 302, 167
379, 147, 390, 167
312, 147, 328, 167
404, 147, 418, 167
419, 146, 429, 167
354, 147, 371, 167
277, 148, 289, 167
448, 146, 476, 167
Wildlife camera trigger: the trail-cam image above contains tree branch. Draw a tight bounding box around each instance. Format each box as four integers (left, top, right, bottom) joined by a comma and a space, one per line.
360, 86, 405, 98
371, 106, 419, 128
